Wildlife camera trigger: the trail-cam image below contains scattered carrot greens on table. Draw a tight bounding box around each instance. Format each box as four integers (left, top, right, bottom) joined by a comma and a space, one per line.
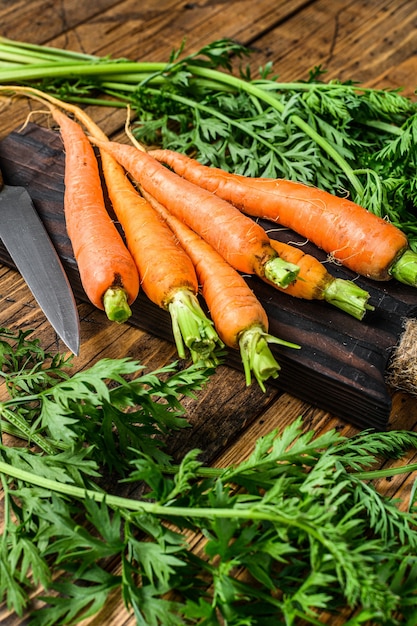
1, 36, 417, 247
1, 327, 417, 625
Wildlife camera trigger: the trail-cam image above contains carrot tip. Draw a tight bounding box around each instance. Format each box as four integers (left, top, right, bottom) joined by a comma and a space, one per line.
263, 256, 300, 288
239, 325, 300, 391
323, 278, 373, 320
168, 290, 224, 365
390, 249, 417, 287
103, 287, 132, 323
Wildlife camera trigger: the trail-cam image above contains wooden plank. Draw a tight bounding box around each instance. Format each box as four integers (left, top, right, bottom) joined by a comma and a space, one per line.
2, 122, 417, 429
230, 0, 417, 96
0, 0, 121, 44
43, 0, 310, 61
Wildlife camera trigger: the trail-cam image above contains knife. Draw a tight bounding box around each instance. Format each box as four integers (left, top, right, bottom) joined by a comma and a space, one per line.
0, 165, 80, 355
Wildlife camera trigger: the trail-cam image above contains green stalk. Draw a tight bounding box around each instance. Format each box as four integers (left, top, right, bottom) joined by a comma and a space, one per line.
0, 405, 57, 454
0, 36, 100, 62
0, 457, 349, 544
168, 289, 224, 365
0, 420, 68, 449
0, 60, 165, 82
102, 287, 132, 323
0, 456, 271, 518
0, 455, 378, 585
239, 324, 300, 391
322, 278, 374, 320
355, 461, 417, 480
389, 248, 417, 286
0, 48, 75, 66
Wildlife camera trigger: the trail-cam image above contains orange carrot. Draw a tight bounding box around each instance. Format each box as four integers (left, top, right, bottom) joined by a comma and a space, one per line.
268, 238, 373, 320
149, 149, 417, 286
140, 187, 300, 390
40, 94, 222, 364
89, 140, 300, 290
50, 106, 139, 323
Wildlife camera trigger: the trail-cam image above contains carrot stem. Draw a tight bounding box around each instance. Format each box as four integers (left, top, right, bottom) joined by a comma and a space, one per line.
322, 279, 374, 320
168, 290, 224, 365
389, 249, 417, 286
102, 287, 132, 323
264, 257, 300, 288
239, 325, 300, 392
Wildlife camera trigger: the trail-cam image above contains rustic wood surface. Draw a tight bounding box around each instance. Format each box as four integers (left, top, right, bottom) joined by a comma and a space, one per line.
1, 1, 417, 624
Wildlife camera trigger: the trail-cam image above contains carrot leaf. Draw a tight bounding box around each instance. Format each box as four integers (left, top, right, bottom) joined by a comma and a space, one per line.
3, 375, 417, 625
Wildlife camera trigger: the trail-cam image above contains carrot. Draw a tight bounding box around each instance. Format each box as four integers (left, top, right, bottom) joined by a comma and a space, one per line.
50, 106, 139, 323
149, 149, 417, 286
140, 187, 300, 390
268, 238, 373, 320
88, 140, 301, 290
41, 97, 223, 364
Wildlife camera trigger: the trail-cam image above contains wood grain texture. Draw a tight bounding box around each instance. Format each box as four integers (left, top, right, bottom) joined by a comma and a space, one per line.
1, 2, 417, 623
1, 122, 417, 428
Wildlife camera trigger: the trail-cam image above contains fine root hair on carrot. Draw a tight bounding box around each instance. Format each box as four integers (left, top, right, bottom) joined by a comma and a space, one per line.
124, 106, 145, 152
149, 148, 417, 287
140, 186, 300, 390
20, 108, 50, 131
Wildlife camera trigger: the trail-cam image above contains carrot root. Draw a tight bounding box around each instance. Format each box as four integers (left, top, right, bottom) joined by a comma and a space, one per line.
103, 287, 133, 323
264, 256, 300, 288
239, 325, 300, 392
168, 289, 224, 365
390, 249, 417, 286
321, 278, 374, 320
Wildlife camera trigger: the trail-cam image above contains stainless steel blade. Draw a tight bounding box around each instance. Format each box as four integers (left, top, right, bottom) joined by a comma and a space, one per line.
0, 167, 80, 354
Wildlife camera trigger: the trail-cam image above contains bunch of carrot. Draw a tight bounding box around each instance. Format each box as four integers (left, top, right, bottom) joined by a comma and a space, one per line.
0, 87, 295, 387
5, 85, 414, 391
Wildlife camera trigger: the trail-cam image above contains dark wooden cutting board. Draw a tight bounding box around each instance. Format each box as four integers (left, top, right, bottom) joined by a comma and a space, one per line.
1, 122, 416, 429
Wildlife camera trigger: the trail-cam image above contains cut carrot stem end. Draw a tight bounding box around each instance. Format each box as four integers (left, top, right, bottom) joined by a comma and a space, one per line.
102, 287, 132, 323
168, 290, 224, 364
263, 257, 300, 288
239, 325, 300, 391
322, 278, 374, 320
390, 249, 417, 286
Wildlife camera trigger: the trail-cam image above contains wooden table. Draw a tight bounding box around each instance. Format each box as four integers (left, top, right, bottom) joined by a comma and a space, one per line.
1, 1, 417, 624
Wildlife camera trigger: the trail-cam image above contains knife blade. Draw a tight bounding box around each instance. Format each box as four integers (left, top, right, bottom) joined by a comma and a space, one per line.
0, 165, 80, 355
